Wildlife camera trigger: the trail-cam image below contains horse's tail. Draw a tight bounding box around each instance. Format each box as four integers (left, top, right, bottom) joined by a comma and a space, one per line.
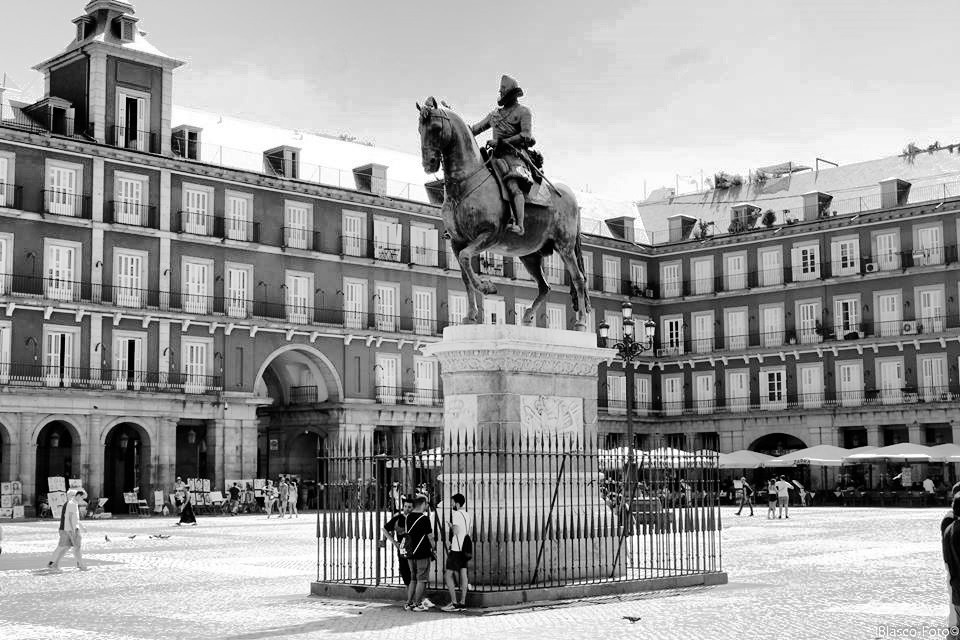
570, 226, 587, 312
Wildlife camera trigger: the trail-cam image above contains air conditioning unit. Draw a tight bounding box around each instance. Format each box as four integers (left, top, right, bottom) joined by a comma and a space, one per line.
902, 321, 918, 335
403, 392, 417, 404
644, 288, 655, 298
865, 262, 878, 273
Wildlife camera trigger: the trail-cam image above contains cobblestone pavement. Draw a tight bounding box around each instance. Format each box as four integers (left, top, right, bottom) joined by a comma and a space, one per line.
0, 507, 950, 640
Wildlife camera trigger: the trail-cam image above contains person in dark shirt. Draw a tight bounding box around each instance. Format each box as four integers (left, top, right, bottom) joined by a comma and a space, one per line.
942, 496, 960, 626
382, 494, 414, 588
404, 495, 436, 611
228, 483, 241, 515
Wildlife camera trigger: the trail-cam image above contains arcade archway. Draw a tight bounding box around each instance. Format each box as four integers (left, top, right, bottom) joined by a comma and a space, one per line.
35, 420, 81, 504
103, 422, 152, 513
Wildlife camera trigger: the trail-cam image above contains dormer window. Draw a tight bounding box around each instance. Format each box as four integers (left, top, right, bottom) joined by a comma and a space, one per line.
116, 16, 138, 42
74, 17, 93, 43
264, 146, 300, 180
172, 126, 201, 160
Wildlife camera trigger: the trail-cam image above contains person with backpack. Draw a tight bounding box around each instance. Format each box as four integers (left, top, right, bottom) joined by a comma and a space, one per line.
382, 494, 415, 588
735, 476, 754, 517
404, 495, 436, 611
441, 493, 473, 611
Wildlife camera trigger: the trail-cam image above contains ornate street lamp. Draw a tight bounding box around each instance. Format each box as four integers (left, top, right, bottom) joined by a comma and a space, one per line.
598, 302, 656, 495
119, 433, 130, 450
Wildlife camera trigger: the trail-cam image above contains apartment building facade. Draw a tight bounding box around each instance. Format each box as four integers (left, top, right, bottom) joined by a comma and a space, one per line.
0, 1, 958, 511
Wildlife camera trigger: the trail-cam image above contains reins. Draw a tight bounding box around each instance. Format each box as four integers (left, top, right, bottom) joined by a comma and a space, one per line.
423, 107, 492, 208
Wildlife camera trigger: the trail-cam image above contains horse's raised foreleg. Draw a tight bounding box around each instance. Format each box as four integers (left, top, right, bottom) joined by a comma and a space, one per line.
455, 232, 495, 324
519, 253, 550, 326
558, 246, 591, 331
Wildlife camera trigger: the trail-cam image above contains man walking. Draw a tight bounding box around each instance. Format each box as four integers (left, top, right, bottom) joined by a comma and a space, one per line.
287, 478, 299, 518
735, 476, 754, 517
441, 493, 473, 611
47, 489, 88, 571
404, 495, 436, 611
277, 476, 290, 519
775, 475, 792, 519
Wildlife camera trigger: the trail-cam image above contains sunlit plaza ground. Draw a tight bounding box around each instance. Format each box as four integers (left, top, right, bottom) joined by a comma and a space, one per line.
0, 507, 949, 640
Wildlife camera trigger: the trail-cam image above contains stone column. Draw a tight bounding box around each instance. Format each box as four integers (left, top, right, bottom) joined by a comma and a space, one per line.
866, 425, 881, 448
156, 417, 177, 495
87, 50, 108, 142
1, 414, 19, 484
18, 413, 38, 509
208, 419, 226, 489
86, 414, 105, 500
908, 421, 924, 444
422, 325, 616, 585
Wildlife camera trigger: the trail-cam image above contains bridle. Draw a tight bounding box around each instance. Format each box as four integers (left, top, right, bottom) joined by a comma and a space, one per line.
420, 106, 492, 207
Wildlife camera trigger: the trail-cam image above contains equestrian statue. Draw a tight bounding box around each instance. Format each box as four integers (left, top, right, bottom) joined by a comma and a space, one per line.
417, 75, 592, 330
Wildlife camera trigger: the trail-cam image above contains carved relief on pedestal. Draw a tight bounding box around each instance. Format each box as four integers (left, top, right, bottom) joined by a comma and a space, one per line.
520, 395, 583, 446
433, 350, 600, 377
443, 395, 478, 447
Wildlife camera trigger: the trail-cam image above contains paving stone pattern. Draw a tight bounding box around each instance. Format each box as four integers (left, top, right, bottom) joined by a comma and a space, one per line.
0, 508, 951, 639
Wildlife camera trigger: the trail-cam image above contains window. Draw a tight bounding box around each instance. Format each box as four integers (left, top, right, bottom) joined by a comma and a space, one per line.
760, 368, 786, 410
874, 291, 901, 337
0, 232, 12, 296
225, 191, 252, 242
758, 247, 783, 287
877, 358, 904, 405
344, 278, 366, 329
759, 304, 784, 347
44, 239, 80, 302
413, 357, 437, 405
661, 316, 684, 356
0, 151, 13, 208
796, 300, 821, 344
603, 311, 623, 341
834, 296, 860, 337
662, 375, 683, 416
448, 292, 468, 325
412, 287, 435, 336
182, 338, 211, 393
726, 369, 749, 411
724, 308, 748, 350
634, 374, 651, 415
914, 224, 944, 266
660, 262, 681, 298
181, 258, 211, 314
0, 320, 9, 383
484, 297, 506, 325
917, 286, 945, 333
514, 299, 531, 326
225, 264, 251, 319
920, 354, 948, 401
582, 251, 594, 290
342, 211, 366, 257
831, 236, 860, 276
873, 231, 900, 271
115, 88, 150, 151
691, 312, 714, 353
693, 373, 714, 414
410, 224, 439, 266
546, 303, 565, 330
629, 261, 647, 295
792, 242, 820, 281
724, 253, 746, 290
113, 249, 146, 308
114, 172, 147, 226
836, 361, 862, 407
285, 271, 311, 324
692, 257, 713, 295
43, 324, 80, 387
182, 184, 212, 235
479, 251, 504, 277
544, 253, 564, 285
375, 353, 400, 402
45, 160, 82, 217
446, 244, 460, 271
112, 330, 145, 390
284, 201, 312, 250
606, 374, 626, 413
373, 216, 401, 261
375, 283, 399, 331
602, 256, 620, 293
513, 257, 532, 280
798, 363, 823, 408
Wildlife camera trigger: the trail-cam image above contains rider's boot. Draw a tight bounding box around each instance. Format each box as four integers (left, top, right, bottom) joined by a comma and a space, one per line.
507, 186, 525, 235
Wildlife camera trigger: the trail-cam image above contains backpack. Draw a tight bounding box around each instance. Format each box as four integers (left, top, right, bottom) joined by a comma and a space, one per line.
403, 514, 429, 557
461, 534, 473, 560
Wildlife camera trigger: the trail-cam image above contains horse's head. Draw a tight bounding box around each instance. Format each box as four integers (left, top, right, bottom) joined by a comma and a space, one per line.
416, 96, 447, 173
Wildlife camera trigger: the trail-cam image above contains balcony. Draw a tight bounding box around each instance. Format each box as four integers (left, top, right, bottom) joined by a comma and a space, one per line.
375, 385, 443, 407
479, 255, 505, 277
42, 189, 91, 219
107, 200, 158, 229
177, 210, 215, 236
173, 211, 260, 243
0, 363, 220, 394
282, 226, 321, 251
107, 125, 160, 154
0, 183, 23, 209
0, 104, 93, 140
410, 246, 439, 267
289, 385, 319, 405
373, 241, 403, 263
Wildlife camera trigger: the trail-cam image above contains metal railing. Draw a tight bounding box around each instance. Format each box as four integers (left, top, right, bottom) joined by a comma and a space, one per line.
0, 183, 23, 209
290, 385, 319, 405
174, 211, 261, 243
282, 226, 322, 251
0, 363, 220, 394
0, 104, 93, 139
42, 189, 91, 219
374, 386, 443, 407
316, 434, 721, 592
107, 125, 160, 154
107, 201, 159, 229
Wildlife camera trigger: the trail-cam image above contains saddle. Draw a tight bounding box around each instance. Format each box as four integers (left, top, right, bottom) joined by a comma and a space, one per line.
483, 147, 552, 208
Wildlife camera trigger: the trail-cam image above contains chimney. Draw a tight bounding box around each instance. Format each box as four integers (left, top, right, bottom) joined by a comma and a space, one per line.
879, 178, 911, 209
263, 146, 300, 180
801, 191, 833, 221
353, 163, 388, 196
605, 216, 636, 243
667, 214, 697, 242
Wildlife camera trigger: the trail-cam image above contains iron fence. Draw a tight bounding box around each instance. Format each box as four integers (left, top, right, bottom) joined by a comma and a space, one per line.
316, 434, 721, 592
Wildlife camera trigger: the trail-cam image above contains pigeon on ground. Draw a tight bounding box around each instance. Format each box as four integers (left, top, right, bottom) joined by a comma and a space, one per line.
128, 535, 136, 539
104, 535, 111, 542
623, 616, 642, 624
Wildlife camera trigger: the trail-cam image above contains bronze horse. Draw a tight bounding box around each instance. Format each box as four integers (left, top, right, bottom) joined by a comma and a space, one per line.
416, 96, 592, 330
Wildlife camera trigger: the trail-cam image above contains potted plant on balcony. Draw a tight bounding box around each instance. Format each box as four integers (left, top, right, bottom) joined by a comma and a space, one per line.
761, 209, 776, 228
786, 330, 797, 345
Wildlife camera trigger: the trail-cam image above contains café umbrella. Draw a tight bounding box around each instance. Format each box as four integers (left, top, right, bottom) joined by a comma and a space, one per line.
843, 442, 938, 463
718, 449, 773, 469
765, 445, 858, 468
928, 443, 960, 462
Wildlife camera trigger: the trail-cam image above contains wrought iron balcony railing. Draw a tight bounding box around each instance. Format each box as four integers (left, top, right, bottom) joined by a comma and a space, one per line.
0, 363, 220, 394
374, 385, 443, 407
107, 125, 160, 154
42, 189, 92, 219
107, 200, 159, 229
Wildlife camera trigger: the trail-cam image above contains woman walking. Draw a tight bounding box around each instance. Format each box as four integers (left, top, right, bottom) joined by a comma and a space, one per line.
264, 480, 279, 518
177, 490, 197, 526
766, 478, 778, 520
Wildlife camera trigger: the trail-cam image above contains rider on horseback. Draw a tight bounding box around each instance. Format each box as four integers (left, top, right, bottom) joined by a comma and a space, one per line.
470, 75, 534, 235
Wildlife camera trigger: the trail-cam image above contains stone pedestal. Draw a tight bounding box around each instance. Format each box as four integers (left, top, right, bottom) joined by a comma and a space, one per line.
422, 325, 619, 586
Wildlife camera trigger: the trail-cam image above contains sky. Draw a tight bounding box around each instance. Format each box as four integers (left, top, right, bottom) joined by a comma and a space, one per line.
6, 0, 960, 201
